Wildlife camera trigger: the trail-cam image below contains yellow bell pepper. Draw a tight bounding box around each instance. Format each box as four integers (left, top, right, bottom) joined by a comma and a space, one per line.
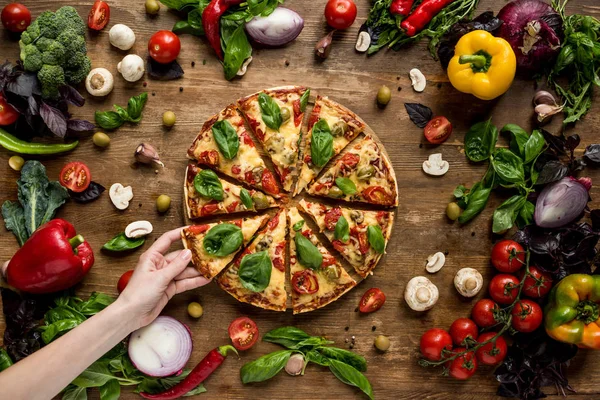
447, 30, 516, 101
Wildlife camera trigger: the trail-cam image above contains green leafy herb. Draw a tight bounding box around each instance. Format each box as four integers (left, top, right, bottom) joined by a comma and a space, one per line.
328, 359, 374, 400
126, 93, 148, 122
334, 216, 350, 243
62, 385, 87, 400
464, 119, 498, 162
294, 233, 323, 269
523, 130, 545, 164
240, 188, 253, 209
94, 111, 123, 130
240, 350, 293, 384
0, 349, 13, 372
292, 220, 305, 232
194, 170, 224, 201
367, 226, 385, 254
299, 89, 310, 112
211, 119, 240, 160
238, 251, 272, 292
335, 177, 357, 195
492, 195, 527, 234
263, 326, 312, 349
502, 124, 529, 156
95, 93, 148, 130
203, 223, 244, 257
318, 347, 367, 372
222, 22, 252, 81
258, 92, 282, 131
306, 350, 331, 366
102, 233, 145, 252
311, 119, 334, 167
517, 200, 535, 228
99, 379, 120, 400
491, 148, 525, 183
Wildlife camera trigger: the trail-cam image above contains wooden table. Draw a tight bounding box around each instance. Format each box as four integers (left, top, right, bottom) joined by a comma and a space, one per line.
2, 0, 600, 398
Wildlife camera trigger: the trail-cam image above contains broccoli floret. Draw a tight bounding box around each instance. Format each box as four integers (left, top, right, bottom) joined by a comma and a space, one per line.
20, 43, 43, 72
64, 56, 91, 85
20, 22, 40, 45
36, 11, 61, 39
38, 65, 65, 99
57, 31, 86, 60
41, 41, 66, 66
55, 6, 86, 36
35, 37, 54, 52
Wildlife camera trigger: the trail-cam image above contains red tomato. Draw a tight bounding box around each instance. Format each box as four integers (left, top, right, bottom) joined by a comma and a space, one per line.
419, 328, 453, 361
87, 1, 110, 31
340, 153, 360, 169
491, 240, 525, 273
198, 150, 219, 166
449, 318, 479, 346
148, 30, 181, 64
226, 201, 239, 213
201, 203, 220, 216
471, 299, 499, 328
261, 169, 280, 195
363, 186, 392, 205
59, 162, 91, 193
447, 348, 477, 380
521, 266, 553, 298
488, 274, 520, 305
291, 270, 319, 294
324, 207, 342, 231
228, 316, 259, 351
475, 332, 507, 365
0, 94, 19, 125
231, 165, 241, 175
511, 299, 543, 333
359, 288, 386, 313
188, 224, 210, 234
267, 211, 281, 230
117, 270, 134, 293
424, 116, 452, 144
324, 0, 357, 30
1, 3, 30, 33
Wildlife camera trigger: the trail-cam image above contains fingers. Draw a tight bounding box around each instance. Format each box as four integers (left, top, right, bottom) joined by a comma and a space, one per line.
174, 276, 211, 294
162, 249, 193, 280
165, 250, 183, 264
174, 267, 202, 281
148, 227, 185, 255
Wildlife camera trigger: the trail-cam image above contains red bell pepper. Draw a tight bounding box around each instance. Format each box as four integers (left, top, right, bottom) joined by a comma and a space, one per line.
390, 0, 415, 17
5, 219, 94, 294
401, 0, 456, 37
202, 0, 244, 60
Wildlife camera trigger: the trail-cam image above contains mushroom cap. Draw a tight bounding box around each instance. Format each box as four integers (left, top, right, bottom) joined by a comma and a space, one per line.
404, 276, 439, 311
454, 268, 483, 298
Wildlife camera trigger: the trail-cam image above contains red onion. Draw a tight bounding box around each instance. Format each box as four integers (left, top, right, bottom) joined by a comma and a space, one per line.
534, 177, 588, 228
245, 7, 304, 47
128, 316, 192, 377
497, 0, 562, 72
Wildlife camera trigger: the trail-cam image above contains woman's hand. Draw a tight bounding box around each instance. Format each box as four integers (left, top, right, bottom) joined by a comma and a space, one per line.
117, 227, 210, 330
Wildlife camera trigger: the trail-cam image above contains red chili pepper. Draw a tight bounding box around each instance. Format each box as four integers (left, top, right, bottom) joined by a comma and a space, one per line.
390, 0, 415, 16
202, 0, 244, 60
140, 345, 238, 399
400, 0, 456, 37
6, 219, 94, 294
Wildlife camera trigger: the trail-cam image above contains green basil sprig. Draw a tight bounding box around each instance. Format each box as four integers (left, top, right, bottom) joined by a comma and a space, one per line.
258, 92, 282, 131
240, 188, 253, 209
194, 169, 224, 201
299, 89, 310, 112
203, 223, 243, 257
212, 119, 240, 160
102, 233, 145, 252
311, 119, 334, 167
95, 93, 148, 130
492, 194, 527, 234
335, 177, 357, 195
238, 251, 272, 292
294, 233, 322, 269
367, 226, 385, 254
328, 359, 374, 400
491, 148, 524, 183
464, 119, 498, 162
240, 350, 293, 384
222, 22, 252, 81
334, 216, 350, 243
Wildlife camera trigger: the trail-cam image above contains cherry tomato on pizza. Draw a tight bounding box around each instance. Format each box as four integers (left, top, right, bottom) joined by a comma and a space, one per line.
471, 299, 499, 328
228, 317, 259, 351
359, 288, 386, 313
59, 162, 91, 193
292, 270, 319, 294
117, 270, 134, 293
521, 266, 553, 298
420, 328, 452, 361
491, 240, 525, 273
148, 30, 181, 64
324, 0, 357, 30
261, 169, 280, 195
488, 274, 520, 305
511, 299, 543, 333
449, 318, 479, 346
447, 348, 477, 380
87, 1, 110, 31
475, 332, 507, 365
324, 207, 342, 230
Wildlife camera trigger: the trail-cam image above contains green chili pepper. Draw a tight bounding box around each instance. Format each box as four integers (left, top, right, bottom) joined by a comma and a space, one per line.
0, 128, 78, 155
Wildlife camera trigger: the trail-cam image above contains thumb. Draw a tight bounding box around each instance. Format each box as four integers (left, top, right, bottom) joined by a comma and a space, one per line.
1, 260, 8, 279
162, 249, 193, 280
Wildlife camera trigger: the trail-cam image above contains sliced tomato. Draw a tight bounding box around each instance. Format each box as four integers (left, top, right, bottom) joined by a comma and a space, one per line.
273, 257, 284, 272
188, 224, 210, 234
87, 1, 109, 31
324, 207, 342, 230
351, 227, 369, 254
226, 201, 239, 213
232, 219, 243, 228
321, 254, 337, 267
292, 99, 303, 126
59, 162, 91, 193
332, 240, 346, 253
359, 288, 386, 313
240, 131, 254, 146
198, 150, 219, 166
340, 153, 360, 169
228, 316, 259, 351
244, 171, 256, 185
424, 116, 452, 144
307, 104, 321, 130
363, 186, 392, 205
117, 270, 133, 293
304, 154, 312, 164
261, 169, 280, 195
231, 164, 242, 175
268, 211, 281, 230
0, 94, 19, 125
201, 202, 220, 216
292, 270, 319, 294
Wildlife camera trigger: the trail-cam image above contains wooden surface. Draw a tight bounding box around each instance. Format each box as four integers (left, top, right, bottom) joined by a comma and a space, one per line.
2, 0, 600, 399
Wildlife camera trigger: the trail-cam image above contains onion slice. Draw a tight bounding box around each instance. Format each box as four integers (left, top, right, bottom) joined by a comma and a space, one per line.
534, 177, 588, 228
245, 7, 304, 47
128, 316, 192, 377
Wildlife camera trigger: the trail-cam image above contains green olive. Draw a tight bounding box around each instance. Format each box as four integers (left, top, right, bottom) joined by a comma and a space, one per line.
163, 111, 176, 127
145, 0, 160, 14
377, 85, 391, 106
374, 335, 390, 351
446, 202, 462, 221
251, 192, 270, 209
327, 186, 344, 199
357, 165, 375, 181
324, 265, 341, 281
93, 132, 110, 148
331, 121, 348, 137
187, 302, 203, 318
156, 194, 171, 213
280, 107, 291, 122
8, 156, 24, 171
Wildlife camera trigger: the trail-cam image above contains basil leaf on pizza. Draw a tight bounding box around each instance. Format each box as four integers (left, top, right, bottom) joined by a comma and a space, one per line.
334, 216, 350, 243
258, 92, 282, 131
194, 170, 224, 201
335, 177, 357, 196
311, 119, 334, 167
299, 89, 310, 112
203, 223, 244, 257
239, 188, 253, 209
367, 225, 385, 254
212, 119, 240, 159
294, 233, 323, 270
238, 251, 272, 292
292, 220, 305, 232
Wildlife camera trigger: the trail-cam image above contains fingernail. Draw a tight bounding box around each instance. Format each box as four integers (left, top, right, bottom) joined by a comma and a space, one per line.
181, 249, 192, 261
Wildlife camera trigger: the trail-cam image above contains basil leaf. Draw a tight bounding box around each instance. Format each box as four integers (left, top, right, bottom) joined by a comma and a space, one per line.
335, 177, 357, 195
222, 23, 252, 81
159, 0, 199, 11
240, 188, 253, 209
238, 251, 272, 292
247, 0, 282, 17
299, 89, 310, 112
0, 349, 13, 372
310, 119, 334, 167
292, 220, 305, 232
367, 226, 385, 254
306, 350, 330, 366
99, 379, 120, 400
297, 336, 335, 348
211, 119, 239, 160
502, 123, 529, 156
240, 350, 293, 384
194, 169, 224, 201
404, 103, 433, 128
127, 92, 148, 122
172, 20, 204, 36
334, 216, 350, 243
72, 361, 115, 388
491, 148, 525, 183
102, 233, 145, 252
203, 223, 243, 257
94, 111, 123, 130
318, 347, 367, 372
294, 233, 323, 269
458, 184, 492, 224
492, 195, 527, 234
328, 359, 374, 400
183, 385, 207, 396
523, 130, 545, 164
263, 326, 312, 349
258, 92, 282, 131
62, 385, 87, 400
464, 119, 498, 162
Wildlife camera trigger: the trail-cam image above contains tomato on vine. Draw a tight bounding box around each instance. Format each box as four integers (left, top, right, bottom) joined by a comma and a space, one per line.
420, 328, 453, 361
489, 274, 520, 305
449, 318, 478, 346
475, 332, 507, 365
521, 266, 553, 298
511, 299, 543, 333
471, 299, 499, 328
446, 348, 477, 380
491, 240, 525, 273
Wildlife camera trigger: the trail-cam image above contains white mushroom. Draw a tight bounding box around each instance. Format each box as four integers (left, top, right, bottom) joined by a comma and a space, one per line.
85, 68, 114, 97
404, 276, 439, 311
454, 268, 483, 298
422, 153, 449, 176
409, 68, 426, 92
355, 31, 371, 52
125, 221, 153, 239
109, 24, 136, 50
117, 54, 145, 82
109, 183, 134, 210
284, 353, 305, 376
237, 57, 253, 77
425, 252, 446, 273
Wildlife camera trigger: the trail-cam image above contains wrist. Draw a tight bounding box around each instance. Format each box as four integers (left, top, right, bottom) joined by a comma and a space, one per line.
109, 296, 143, 334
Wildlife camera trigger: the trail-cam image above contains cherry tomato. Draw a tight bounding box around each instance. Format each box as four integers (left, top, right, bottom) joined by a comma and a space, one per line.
359, 288, 386, 313
521, 266, 553, 298
363, 186, 392, 205
87, 1, 110, 31
0, 94, 19, 125
491, 240, 525, 273
424, 116, 452, 144
324, 207, 342, 231
511, 299, 543, 333
340, 153, 360, 168
261, 169, 280, 195
148, 30, 181, 64
292, 270, 319, 294
187, 224, 210, 234
1, 3, 30, 33
117, 270, 134, 293
447, 348, 477, 380
324, 0, 357, 30
201, 203, 220, 216
488, 274, 520, 305
419, 328, 453, 361
475, 332, 507, 366
59, 162, 91, 193
471, 299, 499, 328
449, 318, 479, 346
228, 316, 259, 351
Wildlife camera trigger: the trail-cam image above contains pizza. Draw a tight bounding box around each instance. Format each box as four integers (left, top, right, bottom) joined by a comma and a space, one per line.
298, 199, 394, 278
293, 96, 366, 196
306, 135, 398, 207
184, 164, 278, 219
216, 209, 287, 311
181, 214, 270, 279
288, 207, 356, 314
238, 86, 309, 192
187, 104, 280, 197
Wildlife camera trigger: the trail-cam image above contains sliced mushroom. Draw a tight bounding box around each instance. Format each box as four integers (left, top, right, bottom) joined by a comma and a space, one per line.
355, 31, 371, 52
409, 68, 426, 92
454, 268, 483, 298
285, 353, 305, 376
125, 221, 154, 239
109, 183, 134, 210
425, 252, 445, 273
237, 56, 253, 77
404, 276, 439, 311
422, 153, 449, 176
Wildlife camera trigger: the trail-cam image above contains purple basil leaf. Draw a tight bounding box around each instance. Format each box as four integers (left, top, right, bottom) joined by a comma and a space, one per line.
58, 85, 85, 107
27, 96, 39, 116
67, 119, 95, 133
541, 129, 566, 155
591, 210, 600, 231
69, 182, 105, 203
146, 56, 184, 80
534, 160, 568, 185
404, 103, 433, 128
6, 73, 39, 97
40, 102, 67, 138
584, 144, 600, 164
565, 134, 580, 152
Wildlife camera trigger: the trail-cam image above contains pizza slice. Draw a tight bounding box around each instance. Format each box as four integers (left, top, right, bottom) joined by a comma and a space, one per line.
185, 164, 278, 219
181, 214, 270, 279
288, 207, 356, 314
238, 86, 309, 192
188, 104, 280, 197
299, 199, 394, 278
216, 209, 287, 311
306, 135, 398, 207
293, 96, 366, 196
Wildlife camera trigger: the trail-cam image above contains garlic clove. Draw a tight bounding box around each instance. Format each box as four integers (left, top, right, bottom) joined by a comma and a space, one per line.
284, 353, 305, 376
315, 31, 335, 59
535, 103, 564, 123
533, 90, 557, 106
135, 143, 164, 167
125, 221, 154, 239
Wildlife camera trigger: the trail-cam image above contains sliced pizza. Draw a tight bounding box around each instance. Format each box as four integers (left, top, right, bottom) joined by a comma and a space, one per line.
288, 207, 356, 314
299, 199, 394, 278
185, 164, 278, 219
216, 209, 287, 311
238, 86, 309, 192
306, 135, 398, 207
181, 214, 270, 279
293, 96, 366, 196
188, 104, 280, 197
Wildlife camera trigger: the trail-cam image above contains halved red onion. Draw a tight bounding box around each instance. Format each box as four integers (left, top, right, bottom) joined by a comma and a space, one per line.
245, 7, 304, 47
128, 316, 192, 377
534, 177, 588, 228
